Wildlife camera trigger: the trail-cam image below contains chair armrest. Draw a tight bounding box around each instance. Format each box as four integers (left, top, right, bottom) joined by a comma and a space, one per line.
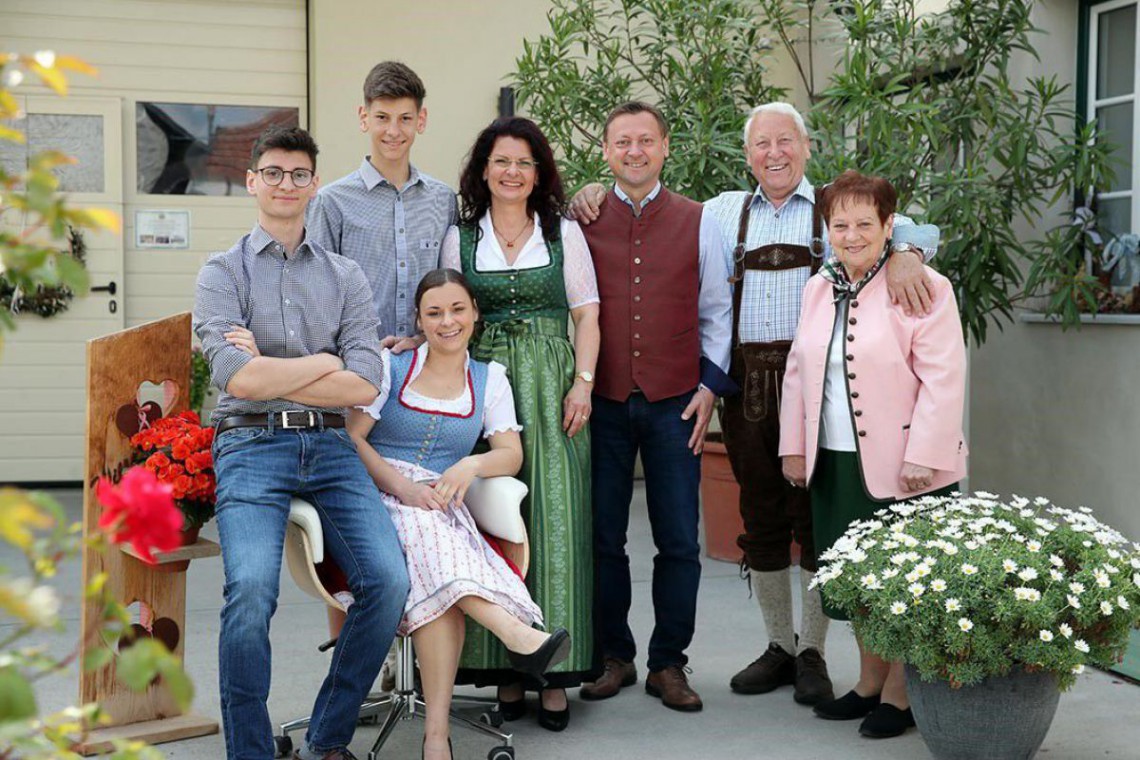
465, 476, 528, 543
287, 499, 324, 564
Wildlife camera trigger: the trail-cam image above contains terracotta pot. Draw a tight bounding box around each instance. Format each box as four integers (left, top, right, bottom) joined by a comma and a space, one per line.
700, 433, 801, 565
700, 435, 745, 562
153, 525, 199, 573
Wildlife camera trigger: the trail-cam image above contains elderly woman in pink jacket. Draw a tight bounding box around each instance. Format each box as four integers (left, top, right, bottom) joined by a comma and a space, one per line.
780, 170, 967, 740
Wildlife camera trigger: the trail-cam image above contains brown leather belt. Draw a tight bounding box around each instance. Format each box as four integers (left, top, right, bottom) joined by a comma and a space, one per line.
216, 411, 345, 436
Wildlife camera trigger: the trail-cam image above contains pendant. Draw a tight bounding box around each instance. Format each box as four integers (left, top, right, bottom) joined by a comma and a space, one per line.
506, 241, 515, 248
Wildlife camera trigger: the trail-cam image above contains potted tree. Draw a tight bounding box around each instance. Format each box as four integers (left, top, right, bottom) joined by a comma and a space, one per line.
814, 492, 1140, 760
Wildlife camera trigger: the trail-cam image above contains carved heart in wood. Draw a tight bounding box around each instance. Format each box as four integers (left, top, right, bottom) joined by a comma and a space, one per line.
112, 380, 180, 439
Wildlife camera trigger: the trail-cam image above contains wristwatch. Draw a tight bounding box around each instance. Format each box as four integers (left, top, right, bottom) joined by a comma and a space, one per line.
891, 241, 919, 256
575, 370, 595, 384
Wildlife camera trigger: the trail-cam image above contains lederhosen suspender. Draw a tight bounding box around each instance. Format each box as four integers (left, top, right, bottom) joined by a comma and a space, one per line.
729, 193, 825, 421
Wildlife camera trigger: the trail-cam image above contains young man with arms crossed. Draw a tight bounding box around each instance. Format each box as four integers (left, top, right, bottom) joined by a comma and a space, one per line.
309, 61, 457, 350
194, 126, 409, 760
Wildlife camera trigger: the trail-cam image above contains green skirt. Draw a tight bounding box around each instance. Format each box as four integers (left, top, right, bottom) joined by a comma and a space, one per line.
811, 449, 956, 621
456, 318, 595, 688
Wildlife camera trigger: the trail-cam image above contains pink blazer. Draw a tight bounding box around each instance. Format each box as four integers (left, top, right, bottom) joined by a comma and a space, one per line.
778, 266, 968, 501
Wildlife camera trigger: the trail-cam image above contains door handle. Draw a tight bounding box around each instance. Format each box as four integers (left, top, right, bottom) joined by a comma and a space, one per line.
92, 281, 117, 295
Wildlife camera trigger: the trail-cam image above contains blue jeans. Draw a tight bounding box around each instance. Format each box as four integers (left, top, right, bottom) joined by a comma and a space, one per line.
213, 426, 409, 760
590, 391, 702, 672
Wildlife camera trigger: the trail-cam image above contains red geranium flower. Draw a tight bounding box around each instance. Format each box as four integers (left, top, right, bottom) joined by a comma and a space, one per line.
95, 466, 184, 563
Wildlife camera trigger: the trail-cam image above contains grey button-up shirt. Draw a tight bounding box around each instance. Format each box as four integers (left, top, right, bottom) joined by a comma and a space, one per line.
193, 224, 384, 425
307, 159, 458, 338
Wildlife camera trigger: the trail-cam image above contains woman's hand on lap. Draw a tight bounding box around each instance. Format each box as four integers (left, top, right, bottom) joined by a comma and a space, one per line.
399, 480, 449, 511
434, 456, 481, 507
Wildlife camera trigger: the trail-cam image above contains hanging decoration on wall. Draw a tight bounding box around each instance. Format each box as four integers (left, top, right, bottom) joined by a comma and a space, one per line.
0, 226, 87, 318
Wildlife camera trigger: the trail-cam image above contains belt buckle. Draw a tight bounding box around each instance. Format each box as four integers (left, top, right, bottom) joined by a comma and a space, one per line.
279, 410, 315, 430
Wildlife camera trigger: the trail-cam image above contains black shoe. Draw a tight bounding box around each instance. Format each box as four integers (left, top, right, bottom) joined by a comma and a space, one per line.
859, 703, 915, 738
497, 693, 528, 722
793, 648, 835, 706
729, 643, 795, 694
537, 690, 570, 732
813, 689, 881, 720
506, 628, 571, 686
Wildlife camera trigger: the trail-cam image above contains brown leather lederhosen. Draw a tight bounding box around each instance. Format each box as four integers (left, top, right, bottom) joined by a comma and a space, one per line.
719, 194, 823, 573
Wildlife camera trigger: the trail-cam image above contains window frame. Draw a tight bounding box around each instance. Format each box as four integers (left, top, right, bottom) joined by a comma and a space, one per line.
1081, 0, 1140, 241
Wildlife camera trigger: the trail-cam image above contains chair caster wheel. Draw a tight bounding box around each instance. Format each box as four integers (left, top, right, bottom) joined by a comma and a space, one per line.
480, 709, 505, 728
273, 734, 293, 758
488, 746, 514, 760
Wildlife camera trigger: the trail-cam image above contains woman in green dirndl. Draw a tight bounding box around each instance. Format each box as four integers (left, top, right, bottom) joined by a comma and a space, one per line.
441, 117, 599, 731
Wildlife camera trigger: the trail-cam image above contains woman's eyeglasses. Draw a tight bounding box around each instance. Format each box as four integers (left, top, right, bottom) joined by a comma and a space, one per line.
489, 157, 538, 172
255, 166, 315, 187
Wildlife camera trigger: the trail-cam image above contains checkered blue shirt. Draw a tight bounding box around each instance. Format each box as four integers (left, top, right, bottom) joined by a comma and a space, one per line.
704, 178, 934, 343
308, 159, 458, 338
193, 224, 384, 425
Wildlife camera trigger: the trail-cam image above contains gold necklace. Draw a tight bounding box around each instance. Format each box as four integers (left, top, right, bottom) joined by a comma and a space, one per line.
492, 217, 533, 249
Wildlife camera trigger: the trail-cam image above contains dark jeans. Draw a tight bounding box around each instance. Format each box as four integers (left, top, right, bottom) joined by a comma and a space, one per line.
720, 344, 817, 573
213, 426, 409, 760
590, 391, 701, 672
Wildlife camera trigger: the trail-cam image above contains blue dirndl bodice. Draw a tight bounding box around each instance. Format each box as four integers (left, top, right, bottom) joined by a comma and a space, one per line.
366, 350, 489, 473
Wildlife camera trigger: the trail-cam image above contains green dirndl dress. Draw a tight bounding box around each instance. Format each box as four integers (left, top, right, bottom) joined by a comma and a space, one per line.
454, 224, 595, 688
811, 449, 957, 621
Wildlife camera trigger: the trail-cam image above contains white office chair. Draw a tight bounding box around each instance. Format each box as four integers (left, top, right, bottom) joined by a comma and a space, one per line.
274, 477, 530, 760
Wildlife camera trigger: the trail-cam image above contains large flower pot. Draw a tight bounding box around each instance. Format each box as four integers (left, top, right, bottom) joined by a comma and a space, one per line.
905, 665, 1060, 760
700, 435, 745, 562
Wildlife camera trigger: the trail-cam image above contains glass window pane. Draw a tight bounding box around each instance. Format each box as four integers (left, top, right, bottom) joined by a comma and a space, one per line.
1098, 195, 1133, 238
27, 114, 105, 193
136, 103, 299, 196
1097, 103, 1134, 192
1097, 4, 1137, 99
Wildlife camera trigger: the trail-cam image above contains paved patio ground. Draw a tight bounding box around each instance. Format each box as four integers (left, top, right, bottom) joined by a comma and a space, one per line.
16, 484, 1140, 759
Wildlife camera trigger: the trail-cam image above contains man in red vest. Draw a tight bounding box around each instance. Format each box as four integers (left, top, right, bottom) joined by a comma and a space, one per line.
576, 102, 735, 712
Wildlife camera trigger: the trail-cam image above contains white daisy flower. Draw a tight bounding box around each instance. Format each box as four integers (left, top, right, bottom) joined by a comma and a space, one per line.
965, 540, 979, 550
1049, 569, 1064, 582
1134, 573, 1140, 588
1034, 497, 1050, 506
1067, 595, 1082, 609
860, 574, 881, 589
1059, 623, 1073, 638
1050, 555, 1065, 568
890, 601, 908, 615
930, 579, 947, 593
1002, 559, 1019, 574
945, 598, 962, 612
1039, 630, 1054, 642
1130, 557, 1140, 570
891, 553, 910, 566
1070, 582, 1086, 594
961, 564, 979, 576
909, 583, 926, 598
1117, 595, 1130, 610
958, 617, 974, 632
905, 570, 921, 583
1072, 664, 1086, 675
1026, 540, 1042, 553
882, 568, 900, 579
1100, 600, 1114, 616
1018, 567, 1039, 581
1094, 569, 1111, 588
1075, 639, 1090, 653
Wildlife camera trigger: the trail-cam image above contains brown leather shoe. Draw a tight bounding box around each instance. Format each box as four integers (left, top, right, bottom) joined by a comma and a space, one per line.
793, 648, 835, 705
730, 642, 795, 694
579, 657, 637, 701
645, 665, 703, 712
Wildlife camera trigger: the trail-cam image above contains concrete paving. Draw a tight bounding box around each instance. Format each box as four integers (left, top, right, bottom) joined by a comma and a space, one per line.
13, 485, 1140, 759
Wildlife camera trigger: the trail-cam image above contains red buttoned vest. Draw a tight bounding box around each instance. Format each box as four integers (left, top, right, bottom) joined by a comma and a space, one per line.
583, 186, 702, 402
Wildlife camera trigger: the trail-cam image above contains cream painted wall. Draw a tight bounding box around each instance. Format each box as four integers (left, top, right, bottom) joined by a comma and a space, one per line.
308, 1, 555, 188
968, 1, 1140, 540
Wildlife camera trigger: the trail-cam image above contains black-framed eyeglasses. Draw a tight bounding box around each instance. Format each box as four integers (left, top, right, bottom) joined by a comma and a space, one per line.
254, 166, 315, 187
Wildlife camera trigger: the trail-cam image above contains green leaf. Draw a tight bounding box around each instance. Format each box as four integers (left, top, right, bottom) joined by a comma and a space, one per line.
0, 667, 37, 722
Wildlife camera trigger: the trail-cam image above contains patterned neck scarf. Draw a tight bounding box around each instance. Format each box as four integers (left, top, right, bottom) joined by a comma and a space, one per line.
820, 244, 890, 303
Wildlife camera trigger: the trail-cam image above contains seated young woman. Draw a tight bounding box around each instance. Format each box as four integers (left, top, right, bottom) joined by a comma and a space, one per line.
346, 268, 570, 760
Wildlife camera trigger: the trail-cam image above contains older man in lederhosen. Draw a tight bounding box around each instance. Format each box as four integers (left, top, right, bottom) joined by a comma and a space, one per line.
702, 103, 937, 707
